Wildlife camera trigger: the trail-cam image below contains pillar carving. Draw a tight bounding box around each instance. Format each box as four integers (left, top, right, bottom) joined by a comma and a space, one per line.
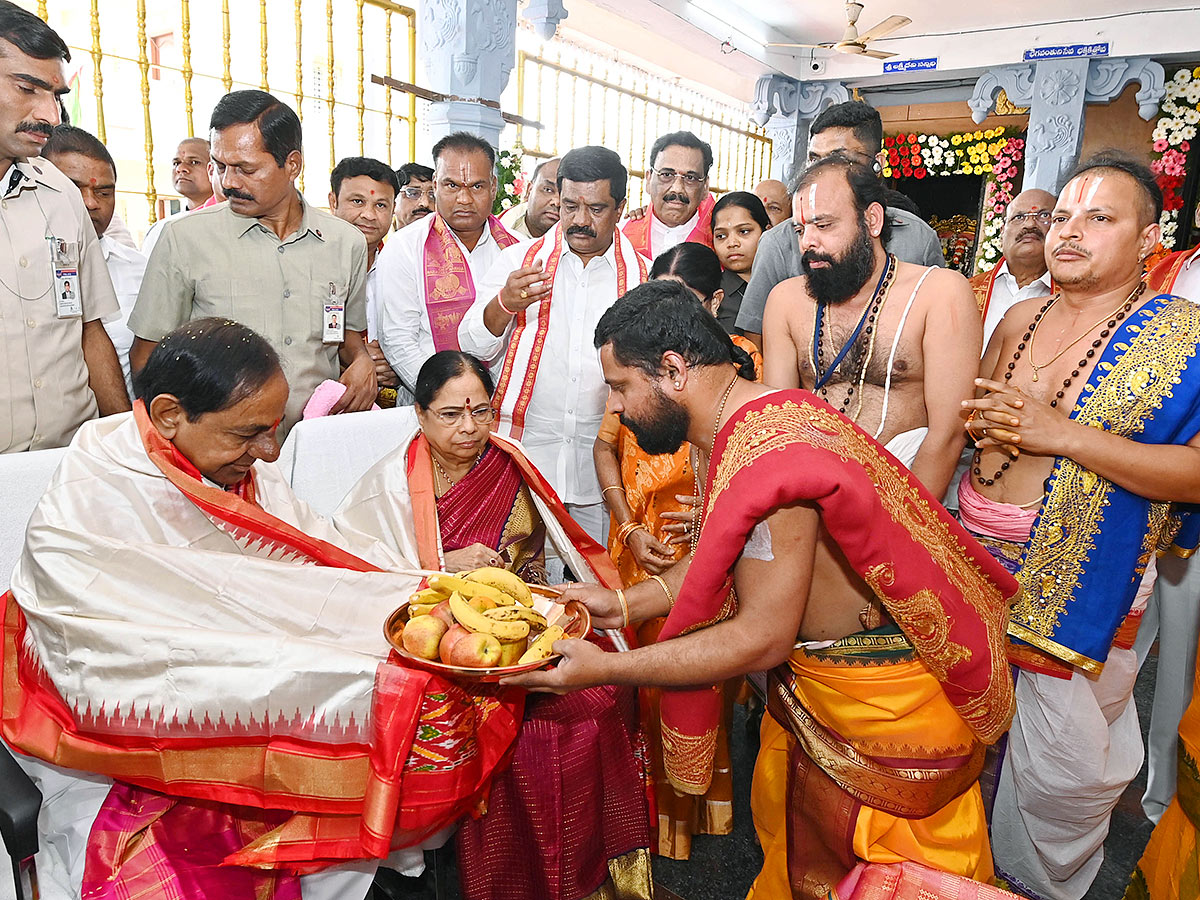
420, 0, 517, 149
751, 75, 849, 185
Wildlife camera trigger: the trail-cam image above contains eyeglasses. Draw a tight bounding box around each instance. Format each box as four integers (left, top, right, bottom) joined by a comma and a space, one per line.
1006, 210, 1053, 225
652, 168, 705, 186
430, 406, 497, 427
401, 186, 437, 202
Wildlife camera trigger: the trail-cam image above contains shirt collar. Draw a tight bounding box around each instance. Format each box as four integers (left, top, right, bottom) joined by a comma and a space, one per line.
1184, 244, 1200, 271
4, 158, 60, 197
563, 225, 620, 270
997, 258, 1052, 291
233, 191, 324, 242
99, 232, 145, 263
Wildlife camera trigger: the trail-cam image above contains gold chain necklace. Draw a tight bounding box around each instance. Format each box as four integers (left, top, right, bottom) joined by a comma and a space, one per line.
433, 448, 483, 488
691, 374, 739, 556
1028, 283, 1144, 382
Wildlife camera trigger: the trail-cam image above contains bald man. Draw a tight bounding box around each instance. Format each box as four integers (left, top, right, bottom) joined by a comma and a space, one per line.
969, 188, 1056, 348
754, 178, 790, 228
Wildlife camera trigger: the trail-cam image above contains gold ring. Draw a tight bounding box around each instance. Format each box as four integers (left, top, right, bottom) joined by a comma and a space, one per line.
520, 289, 528, 300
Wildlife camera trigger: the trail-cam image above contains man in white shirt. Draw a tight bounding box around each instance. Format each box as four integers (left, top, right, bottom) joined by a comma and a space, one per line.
140, 137, 214, 255
500, 156, 560, 239
621, 131, 715, 261
970, 188, 1056, 347
375, 132, 519, 397
460, 146, 648, 547
42, 124, 146, 393
328, 155, 402, 403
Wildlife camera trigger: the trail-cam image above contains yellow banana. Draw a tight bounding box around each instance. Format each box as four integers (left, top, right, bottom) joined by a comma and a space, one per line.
482, 605, 548, 627
464, 567, 534, 607
517, 625, 565, 665
408, 602, 439, 618
428, 573, 516, 606
448, 592, 530, 641
409, 587, 448, 605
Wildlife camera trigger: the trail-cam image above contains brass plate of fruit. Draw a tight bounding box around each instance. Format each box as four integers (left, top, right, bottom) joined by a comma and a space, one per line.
384, 568, 592, 682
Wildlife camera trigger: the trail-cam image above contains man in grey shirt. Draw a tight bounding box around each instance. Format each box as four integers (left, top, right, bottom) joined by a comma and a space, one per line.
737, 101, 944, 342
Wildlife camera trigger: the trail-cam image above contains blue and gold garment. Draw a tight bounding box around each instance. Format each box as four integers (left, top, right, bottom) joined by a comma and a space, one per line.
1012, 294, 1200, 673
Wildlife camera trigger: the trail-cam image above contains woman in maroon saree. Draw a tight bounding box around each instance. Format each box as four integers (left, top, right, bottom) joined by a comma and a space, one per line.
341, 351, 652, 900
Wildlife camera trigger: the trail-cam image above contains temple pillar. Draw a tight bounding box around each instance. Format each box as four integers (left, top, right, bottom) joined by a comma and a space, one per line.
970, 57, 1165, 194
419, 0, 518, 149
751, 75, 849, 186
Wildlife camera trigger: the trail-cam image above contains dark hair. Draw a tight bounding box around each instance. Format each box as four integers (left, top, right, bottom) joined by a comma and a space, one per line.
431, 132, 496, 168
209, 90, 302, 168
594, 281, 755, 381
1067, 149, 1163, 226
330, 156, 400, 198
712, 191, 771, 233
557, 145, 628, 203
651, 242, 723, 301
811, 101, 884, 155
882, 188, 920, 217
649, 131, 713, 177
133, 318, 282, 421
0, 0, 70, 62
530, 157, 558, 183
43, 125, 116, 179
414, 351, 495, 410
794, 154, 893, 246
396, 162, 434, 186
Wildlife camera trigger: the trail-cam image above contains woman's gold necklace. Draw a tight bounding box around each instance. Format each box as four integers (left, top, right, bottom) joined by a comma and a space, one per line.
433, 448, 483, 488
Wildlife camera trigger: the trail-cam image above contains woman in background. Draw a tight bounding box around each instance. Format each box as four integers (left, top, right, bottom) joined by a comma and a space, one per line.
710, 191, 771, 335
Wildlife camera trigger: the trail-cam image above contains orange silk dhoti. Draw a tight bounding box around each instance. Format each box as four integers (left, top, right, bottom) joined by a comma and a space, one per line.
747, 631, 993, 900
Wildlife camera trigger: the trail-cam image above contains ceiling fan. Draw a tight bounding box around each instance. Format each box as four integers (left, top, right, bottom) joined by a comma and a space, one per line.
767, 2, 911, 60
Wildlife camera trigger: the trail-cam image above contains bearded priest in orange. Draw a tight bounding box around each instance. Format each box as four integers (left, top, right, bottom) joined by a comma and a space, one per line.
510, 283, 1017, 899
0, 320, 525, 900
459, 146, 648, 556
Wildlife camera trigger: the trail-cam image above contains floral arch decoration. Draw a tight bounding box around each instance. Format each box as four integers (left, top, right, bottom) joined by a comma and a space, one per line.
1150, 67, 1200, 249
883, 126, 1027, 273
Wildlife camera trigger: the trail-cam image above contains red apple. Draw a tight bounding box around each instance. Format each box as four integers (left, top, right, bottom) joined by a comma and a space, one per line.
444, 632, 503, 668
438, 623, 471, 661
430, 600, 455, 628
402, 615, 447, 661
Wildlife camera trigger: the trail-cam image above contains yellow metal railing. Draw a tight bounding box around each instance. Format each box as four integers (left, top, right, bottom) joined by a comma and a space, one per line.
511, 43, 771, 206
34, 0, 418, 231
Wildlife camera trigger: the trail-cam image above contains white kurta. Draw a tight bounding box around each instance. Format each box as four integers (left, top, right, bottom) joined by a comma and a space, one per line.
8, 411, 426, 899
374, 214, 511, 394
458, 227, 648, 507
99, 233, 147, 395
981, 261, 1053, 347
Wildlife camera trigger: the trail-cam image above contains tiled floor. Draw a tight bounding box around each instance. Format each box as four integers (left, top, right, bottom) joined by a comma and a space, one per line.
0, 653, 1164, 900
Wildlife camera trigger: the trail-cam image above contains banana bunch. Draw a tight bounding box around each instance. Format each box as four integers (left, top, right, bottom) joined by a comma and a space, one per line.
401, 565, 568, 669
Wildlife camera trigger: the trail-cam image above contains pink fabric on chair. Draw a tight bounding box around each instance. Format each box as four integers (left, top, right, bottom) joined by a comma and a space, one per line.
301, 380, 380, 419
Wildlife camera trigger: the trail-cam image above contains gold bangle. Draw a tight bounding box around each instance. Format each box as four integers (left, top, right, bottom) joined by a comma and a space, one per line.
650, 574, 674, 610
602, 485, 626, 497
616, 520, 648, 547
616, 588, 629, 628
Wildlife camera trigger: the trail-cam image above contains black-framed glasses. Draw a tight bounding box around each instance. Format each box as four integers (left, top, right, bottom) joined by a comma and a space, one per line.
1006, 210, 1052, 225
431, 406, 497, 427
651, 168, 705, 185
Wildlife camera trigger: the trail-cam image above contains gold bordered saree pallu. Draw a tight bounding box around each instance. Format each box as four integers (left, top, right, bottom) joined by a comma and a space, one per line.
657, 390, 1018, 897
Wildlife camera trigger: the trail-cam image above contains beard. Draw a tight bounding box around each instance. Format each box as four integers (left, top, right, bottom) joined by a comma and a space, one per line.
802, 217, 877, 305
620, 384, 690, 455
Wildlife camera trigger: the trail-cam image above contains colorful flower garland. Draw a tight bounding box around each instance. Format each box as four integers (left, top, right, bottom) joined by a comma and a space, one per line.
493, 147, 525, 215
1150, 67, 1200, 248
883, 126, 1026, 272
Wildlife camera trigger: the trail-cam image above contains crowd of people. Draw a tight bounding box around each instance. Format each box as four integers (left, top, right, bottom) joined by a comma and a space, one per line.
3, 2, 1200, 900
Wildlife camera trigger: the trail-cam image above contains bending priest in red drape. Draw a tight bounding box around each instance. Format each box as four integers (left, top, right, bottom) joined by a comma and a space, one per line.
337, 350, 652, 900
510, 285, 1017, 899
1, 321, 522, 900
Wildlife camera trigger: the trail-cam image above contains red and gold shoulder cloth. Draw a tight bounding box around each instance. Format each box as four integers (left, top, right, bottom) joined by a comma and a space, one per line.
1147, 245, 1198, 294
2, 403, 523, 878
424, 213, 519, 352
621, 193, 715, 259
656, 390, 1017, 794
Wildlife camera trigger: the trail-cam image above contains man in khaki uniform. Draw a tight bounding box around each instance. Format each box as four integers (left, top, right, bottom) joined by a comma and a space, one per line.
0, 2, 128, 453
129, 90, 375, 437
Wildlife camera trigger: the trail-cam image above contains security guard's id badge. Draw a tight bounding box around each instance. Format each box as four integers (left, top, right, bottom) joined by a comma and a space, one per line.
48, 237, 81, 318
322, 281, 344, 343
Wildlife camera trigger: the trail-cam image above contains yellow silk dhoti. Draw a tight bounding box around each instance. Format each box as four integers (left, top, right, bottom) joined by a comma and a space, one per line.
747, 633, 993, 899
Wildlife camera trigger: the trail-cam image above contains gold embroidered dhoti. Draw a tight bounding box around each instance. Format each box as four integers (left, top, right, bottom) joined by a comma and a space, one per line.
747, 630, 993, 899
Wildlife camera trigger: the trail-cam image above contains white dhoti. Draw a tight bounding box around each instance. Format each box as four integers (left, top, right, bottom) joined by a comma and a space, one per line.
991, 563, 1156, 900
